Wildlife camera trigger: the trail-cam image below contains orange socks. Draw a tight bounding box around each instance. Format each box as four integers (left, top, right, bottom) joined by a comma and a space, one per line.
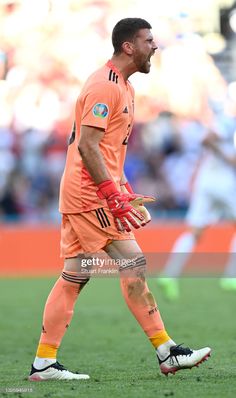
36, 271, 89, 359
120, 276, 171, 348
36, 270, 171, 361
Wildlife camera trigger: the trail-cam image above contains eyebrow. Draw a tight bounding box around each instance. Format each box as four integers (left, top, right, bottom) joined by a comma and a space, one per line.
135, 32, 153, 40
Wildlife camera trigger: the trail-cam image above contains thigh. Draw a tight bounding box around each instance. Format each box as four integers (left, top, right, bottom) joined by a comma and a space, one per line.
104, 239, 147, 275
104, 239, 143, 260
64, 255, 90, 273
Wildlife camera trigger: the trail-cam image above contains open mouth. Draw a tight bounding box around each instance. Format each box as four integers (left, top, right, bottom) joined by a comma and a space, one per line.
147, 52, 154, 63
147, 54, 153, 65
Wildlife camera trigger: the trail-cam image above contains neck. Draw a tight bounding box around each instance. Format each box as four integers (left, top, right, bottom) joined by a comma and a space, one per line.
110, 54, 137, 81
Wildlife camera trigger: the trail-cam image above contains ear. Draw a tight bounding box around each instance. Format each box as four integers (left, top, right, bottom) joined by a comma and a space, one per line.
122, 41, 135, 55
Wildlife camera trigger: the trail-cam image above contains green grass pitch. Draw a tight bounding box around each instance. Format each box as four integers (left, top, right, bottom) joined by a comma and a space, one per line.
0, 277, 236, 398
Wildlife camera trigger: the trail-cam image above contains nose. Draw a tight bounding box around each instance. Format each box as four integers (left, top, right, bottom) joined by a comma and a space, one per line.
153, 41, 158, 51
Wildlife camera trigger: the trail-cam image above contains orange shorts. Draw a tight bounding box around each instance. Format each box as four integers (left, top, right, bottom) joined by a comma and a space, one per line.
60, 207, 135, 258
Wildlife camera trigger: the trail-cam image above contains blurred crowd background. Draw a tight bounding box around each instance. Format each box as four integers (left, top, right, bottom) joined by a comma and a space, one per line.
0, 0, 236, 223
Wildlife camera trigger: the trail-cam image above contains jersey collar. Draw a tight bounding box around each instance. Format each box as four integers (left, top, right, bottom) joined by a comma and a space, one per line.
106, 60, 127, 84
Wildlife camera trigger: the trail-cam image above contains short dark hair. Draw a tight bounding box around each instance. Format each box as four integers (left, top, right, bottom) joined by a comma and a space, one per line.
112, 18, 152, 54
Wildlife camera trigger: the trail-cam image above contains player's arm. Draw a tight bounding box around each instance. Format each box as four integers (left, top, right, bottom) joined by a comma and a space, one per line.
78, 125, 110, 184
202, 131, 236, 167
78, 126, 145, 231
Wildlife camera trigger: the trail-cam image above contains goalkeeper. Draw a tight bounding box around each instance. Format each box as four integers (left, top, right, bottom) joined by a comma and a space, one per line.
29, 18, 211, 382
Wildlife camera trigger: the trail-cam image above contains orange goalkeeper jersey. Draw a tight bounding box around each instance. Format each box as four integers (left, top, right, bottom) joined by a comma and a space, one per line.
59, 60, 135, 213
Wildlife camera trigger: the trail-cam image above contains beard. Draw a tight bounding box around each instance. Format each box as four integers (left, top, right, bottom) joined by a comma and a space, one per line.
134, 53, 152, 74
139, 60, 151, 73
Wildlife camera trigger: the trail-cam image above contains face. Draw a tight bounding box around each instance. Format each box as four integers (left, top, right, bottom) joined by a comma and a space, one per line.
132, 29, 158, 73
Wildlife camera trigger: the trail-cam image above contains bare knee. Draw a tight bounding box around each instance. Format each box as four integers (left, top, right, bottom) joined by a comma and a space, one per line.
120, 255, 147, 297
122, 272, 156, 309
126, 274, 146, 298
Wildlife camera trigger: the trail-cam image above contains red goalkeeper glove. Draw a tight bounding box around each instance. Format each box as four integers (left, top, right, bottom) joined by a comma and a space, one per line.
120, 182, 156, 224
96, 180, 146, 232
121, 181, 134, 194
